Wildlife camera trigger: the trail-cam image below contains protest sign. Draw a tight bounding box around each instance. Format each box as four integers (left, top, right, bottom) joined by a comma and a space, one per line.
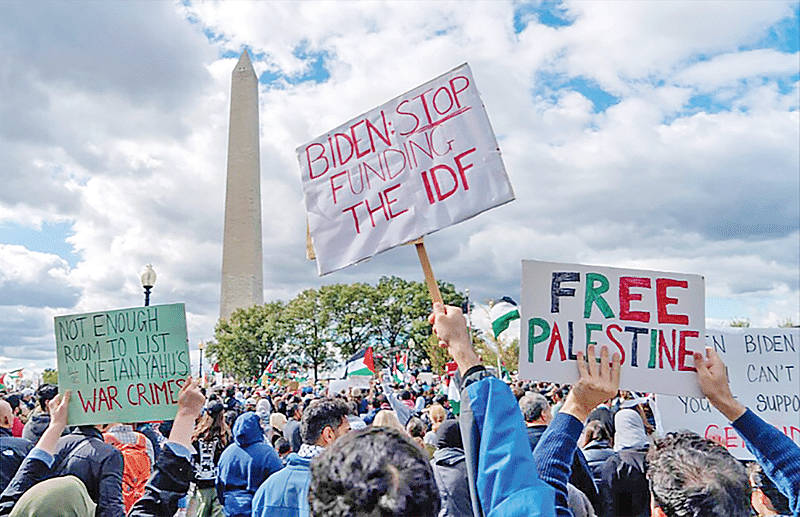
520, 260, 705, 397
657, 328, 800, 459
55, 303, 190, 426
298, 63, 514, 275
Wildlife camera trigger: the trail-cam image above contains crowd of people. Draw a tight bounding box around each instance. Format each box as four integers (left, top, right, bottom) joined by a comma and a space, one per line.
0, 303, 798, 516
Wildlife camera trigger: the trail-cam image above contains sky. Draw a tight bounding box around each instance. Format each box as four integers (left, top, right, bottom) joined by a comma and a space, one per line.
0, 0, 798, 379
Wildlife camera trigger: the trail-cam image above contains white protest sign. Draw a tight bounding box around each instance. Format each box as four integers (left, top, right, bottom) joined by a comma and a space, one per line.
298, 63, 513, 275
520, 260, 705, 397
656, 328, 800, 460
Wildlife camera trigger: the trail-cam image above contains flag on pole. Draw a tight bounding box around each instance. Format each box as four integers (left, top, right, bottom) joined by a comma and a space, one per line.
6, 368, 23, 380
396, 352, 408, 373
447, 377, 461, 416
491, 297, 520, 338
264, 360, 275, 375
345, 347, 376, 377
391, 363, 403, 384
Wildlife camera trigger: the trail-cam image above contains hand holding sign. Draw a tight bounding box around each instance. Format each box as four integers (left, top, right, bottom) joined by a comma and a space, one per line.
429, 303, 480, 375
694, 347, 746, 422
561, 345, 621, 422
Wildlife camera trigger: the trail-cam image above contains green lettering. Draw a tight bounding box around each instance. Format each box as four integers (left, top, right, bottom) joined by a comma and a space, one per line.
528, 318, 551, 362
584, 273, 615, 319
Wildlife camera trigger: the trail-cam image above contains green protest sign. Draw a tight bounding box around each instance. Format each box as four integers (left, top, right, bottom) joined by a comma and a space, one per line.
55, 303, 190, 426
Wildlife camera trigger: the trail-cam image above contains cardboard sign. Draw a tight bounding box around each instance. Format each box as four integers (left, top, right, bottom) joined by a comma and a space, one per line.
298, 63, 513, 275
55, 303, 190, 426
657, 328, 800, 460
520, 260, 705, 397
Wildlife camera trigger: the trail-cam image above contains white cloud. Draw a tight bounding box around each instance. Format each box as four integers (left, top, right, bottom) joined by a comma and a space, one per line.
0, 0, 796, 373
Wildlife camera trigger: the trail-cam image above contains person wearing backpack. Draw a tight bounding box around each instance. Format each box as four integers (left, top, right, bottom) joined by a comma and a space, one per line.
187, 402, 231, 517
102, 422, 154, 513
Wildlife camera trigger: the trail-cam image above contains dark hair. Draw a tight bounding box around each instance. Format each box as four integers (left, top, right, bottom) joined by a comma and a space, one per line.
518, 393, 549, 423
435, 420, 462, 450
36, 384, 58, 411
4, 395, 20, 412
405, 417, 426, 439
309, 427, 440, 517
746, 462, 790, 514
646, 431, 749, 517
583, 419, 611, 443
286, 402, 300, 418
300, 398, 350, 445
274, 437, 291, 456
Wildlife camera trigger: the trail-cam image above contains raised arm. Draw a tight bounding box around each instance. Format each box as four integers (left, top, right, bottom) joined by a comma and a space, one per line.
694, 348, 799, 513
430, 303, 556, 517
534, 345, 620, 517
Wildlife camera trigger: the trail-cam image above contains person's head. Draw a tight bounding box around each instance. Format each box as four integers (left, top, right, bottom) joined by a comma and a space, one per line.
435, 419, 463, 450
372, 409, 404, 433
300, 397, 351, 447
36, 384, 59, 412
274, 437, 291, 458
287, 402, 302, 420
747, 462, 791, 516
21, 388, 34, 402
614, 408, 649, 451
0, 399, 13, 428
646, 431, 750, 517
309, 426, 440, 517
519, 393, 551, 425
5, 394, 21, 416
9, 475, 96, 517
405, 417, 426, 440
581, 419, 612, 445
428, 404, 446, 427
269, 411, 287, 433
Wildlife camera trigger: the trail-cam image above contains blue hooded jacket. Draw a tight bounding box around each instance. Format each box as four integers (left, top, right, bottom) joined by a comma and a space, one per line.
216, 412, 283, 517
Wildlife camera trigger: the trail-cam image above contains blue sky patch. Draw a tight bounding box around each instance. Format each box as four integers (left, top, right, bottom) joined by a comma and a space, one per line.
0, 221, 79, 268
513, 0, 573, 33
746, 6, 800, 53
258, 43, 331, 88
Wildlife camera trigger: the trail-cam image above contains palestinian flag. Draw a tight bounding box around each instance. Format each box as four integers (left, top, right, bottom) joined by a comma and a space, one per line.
391, 361, 403, 384
0, 374, 6, 390
396, 352, 408, 373
264, 360, 275, 375
447, 377, 461, 416
491, 297, 520, 338
6, 368, 23, 380
346, 347, 376, 377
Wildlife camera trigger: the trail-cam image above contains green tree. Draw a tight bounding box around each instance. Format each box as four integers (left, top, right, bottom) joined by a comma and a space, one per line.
320, 283, 376, 358
210, 301, 287, 380
475, 333, 520, 375
778, 318, 796, 328
730, 318, 751, 328
42, 368, 58, 385
373, 276, 465, 366
285, 288, 334, 383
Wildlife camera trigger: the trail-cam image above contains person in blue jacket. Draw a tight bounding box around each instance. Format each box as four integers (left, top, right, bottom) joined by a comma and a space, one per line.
251, 398, 350, 517
215, 412, 282, 517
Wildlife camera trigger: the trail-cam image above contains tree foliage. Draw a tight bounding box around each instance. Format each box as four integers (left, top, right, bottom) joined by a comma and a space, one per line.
42, 368, 58, 385
212, 276, 467, 382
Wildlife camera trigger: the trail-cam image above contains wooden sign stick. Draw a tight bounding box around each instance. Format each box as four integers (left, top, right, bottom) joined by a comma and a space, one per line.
412, 237, 443, 305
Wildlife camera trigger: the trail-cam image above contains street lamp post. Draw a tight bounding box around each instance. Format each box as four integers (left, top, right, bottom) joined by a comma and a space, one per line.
141, 264, 157, 306
198, 341, 204, 380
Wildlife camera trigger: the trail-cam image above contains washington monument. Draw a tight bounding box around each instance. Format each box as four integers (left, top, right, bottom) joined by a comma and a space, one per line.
220, 51, 263, 320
